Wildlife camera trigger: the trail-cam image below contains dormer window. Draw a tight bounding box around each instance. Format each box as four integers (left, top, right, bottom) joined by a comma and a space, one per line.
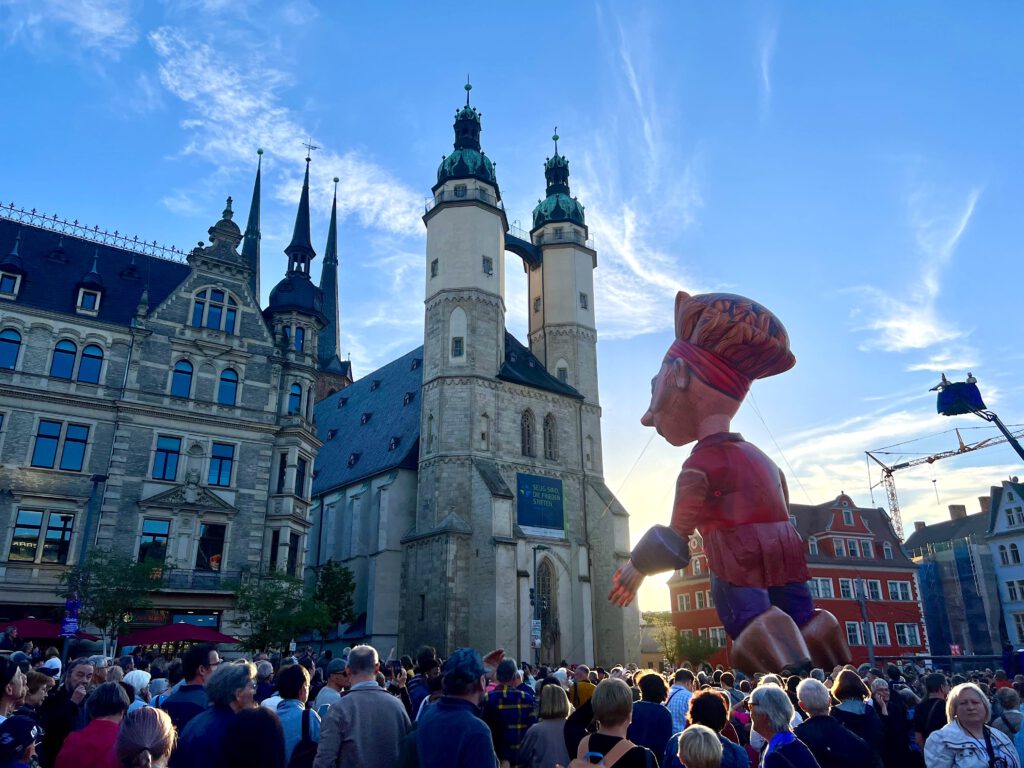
370, 380, 380, 392
326, 429, 337, 440
0, 272, 20, 298
347, 452, 360, 467
360, 412, 372, 425
411, 358, 421, 371
191, 289, 238, 334
388, 436, 401, 451
403, 392, 414, 406
843, 509, 853, 526
77, 288, 101, 315
337, 396, 348, 408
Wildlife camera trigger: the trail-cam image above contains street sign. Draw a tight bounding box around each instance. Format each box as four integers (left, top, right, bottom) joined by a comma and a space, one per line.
531, 619, 542, 649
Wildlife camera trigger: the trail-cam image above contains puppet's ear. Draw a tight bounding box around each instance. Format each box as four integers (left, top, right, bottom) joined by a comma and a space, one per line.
674, 291, 691, 339
667, 357, 691, 391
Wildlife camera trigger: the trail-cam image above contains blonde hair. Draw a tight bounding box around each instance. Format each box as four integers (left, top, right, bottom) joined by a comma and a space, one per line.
539, 683, 571, 720
947, 682, 991, 724
591, 678, 634, 728
678, 724, 723, 768
116, 707, 176, 768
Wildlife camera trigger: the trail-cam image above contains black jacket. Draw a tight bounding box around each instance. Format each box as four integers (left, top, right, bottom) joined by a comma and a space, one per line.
795, 714, 881, 768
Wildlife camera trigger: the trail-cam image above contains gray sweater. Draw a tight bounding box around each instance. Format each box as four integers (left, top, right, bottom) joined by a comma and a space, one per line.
519, 718, 570, 768
312, 683, 412, 768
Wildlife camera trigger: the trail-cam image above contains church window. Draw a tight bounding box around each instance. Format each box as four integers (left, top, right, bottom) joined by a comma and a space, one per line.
0, 272, 20, 297
451, 337, 464, 358
0, 329, 21, 370
77, 288, 101, 313
288, 384, 302, 415
557, 367, 568, 383
482, 255, 493, 275
49, 340, 77, 379
579, 292, 588, 310
533, 297, 542, 313
430, 259, 439, 278
521, 410, 536, 457
537, 559, 555, 624
152, 436, 182, 481
543, 414, 558, 461
208, 442, 235, 487
171, 360, 193, 398
217, 368, 239, 406
191, 289, 238, 334
449, 307, 467, 363
294, 326, 305, 352
77, 344, 103, 384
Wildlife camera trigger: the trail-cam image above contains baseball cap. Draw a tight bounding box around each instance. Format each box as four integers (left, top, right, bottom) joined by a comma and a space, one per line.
9, 652, 30, 674
0, 658, 17, 690
0, 716, 43, 763
442, 648, 486, 686
327, 659, 348, 675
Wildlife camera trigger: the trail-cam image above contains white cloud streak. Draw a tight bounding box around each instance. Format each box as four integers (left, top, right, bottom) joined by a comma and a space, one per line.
0, 0, 137, 52
758, 23, 777, 114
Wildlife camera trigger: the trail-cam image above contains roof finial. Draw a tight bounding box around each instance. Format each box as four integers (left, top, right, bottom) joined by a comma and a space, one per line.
553, 127, 559, 155
223, 196, 233, 219
302, 137, 320, 163
465, 76, 472, 106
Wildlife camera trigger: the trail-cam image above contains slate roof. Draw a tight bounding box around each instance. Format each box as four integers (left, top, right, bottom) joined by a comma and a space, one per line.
904, 510, 990, 554
312, 346, 424, 495
499, 332, 583, 399
792, 499, 914, 568
0, 218, 189, 327
988, 481, 1024, 535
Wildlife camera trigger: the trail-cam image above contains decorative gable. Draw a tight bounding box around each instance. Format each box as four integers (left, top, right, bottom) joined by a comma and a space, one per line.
139, 478, 237, 514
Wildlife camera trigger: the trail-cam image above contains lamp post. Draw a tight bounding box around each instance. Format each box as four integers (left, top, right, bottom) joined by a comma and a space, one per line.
532, 544, 550, 666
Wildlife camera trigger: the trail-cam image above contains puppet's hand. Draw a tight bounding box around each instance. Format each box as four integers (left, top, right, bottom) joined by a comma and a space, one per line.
608, 560, 645, 607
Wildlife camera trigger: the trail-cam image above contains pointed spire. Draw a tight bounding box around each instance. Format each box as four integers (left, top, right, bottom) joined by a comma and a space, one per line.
9, 229, 21, 258
241, 148, 263, 299
81, 248, 103, 288
1, 228, 24, 273
318, 177, 341, 369
285, 155, 315, 274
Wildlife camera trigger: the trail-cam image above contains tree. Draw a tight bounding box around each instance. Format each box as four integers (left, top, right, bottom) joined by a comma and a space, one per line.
312, 560, 355, 641
60, 548, 164, 657
657, 627, 723, 669
233, 573, 307, 653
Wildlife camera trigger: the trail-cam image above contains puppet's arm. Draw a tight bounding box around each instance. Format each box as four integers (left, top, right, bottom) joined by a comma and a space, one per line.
669, 466, 710, 536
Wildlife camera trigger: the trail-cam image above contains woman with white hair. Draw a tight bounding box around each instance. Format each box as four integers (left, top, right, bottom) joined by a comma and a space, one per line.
924, 682, 1020, 768
748, 684, 818, 768
123, 670, 152, 713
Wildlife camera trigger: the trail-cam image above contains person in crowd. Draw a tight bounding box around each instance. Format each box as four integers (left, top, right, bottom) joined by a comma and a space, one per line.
312, 658, 349, 716
0, 715, 43, 768
571, 678, 657, 767
124, 670, 152, 714
116, 705, 177, 768
924, 682, 1020, 768
626, 670, 673, 758
315, 644, 409, 768
56, 681, 130, 768
913, 672, 950, 750
720, 673, 743, 707
107, 667, 125, 686
0, 628, 19, 653
668, 669, 696, 734
261, 658, 298, 712
37, 656, 94, 768
171, 661, 257, 768
792, 678, 875, 768
569, 666, 596, 710
869, 677, 913, 767
160, 645, 219, 735
254, 661, 275, 704
16, 671, 54, 720
664, 688, 748, 768
89, 656, 110, 688
220, 706, 286, 768
678, 724, 724, 768
407, 647, 440, 717
827, 670, 881, 760
273, 664, 320, 766
416, 647, 498, 768
995, 671, 1014, 691
0, 659, 26, 723
748, 684, 818, 768
520, 683, 572, 768
483, 658, 536, 767
748, 677, 803, 754
993, 687, 1024, 739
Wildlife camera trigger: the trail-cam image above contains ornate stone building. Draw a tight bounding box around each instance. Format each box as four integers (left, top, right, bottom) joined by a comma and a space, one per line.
310, 90, 641, 665
0, 154, 342, 634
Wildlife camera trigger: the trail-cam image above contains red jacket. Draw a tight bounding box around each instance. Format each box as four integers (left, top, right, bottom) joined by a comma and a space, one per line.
55, 717, 120, 768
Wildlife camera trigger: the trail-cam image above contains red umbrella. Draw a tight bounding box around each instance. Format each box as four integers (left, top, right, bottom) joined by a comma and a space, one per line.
9, 617, 98, 641
118, 623, 239, 647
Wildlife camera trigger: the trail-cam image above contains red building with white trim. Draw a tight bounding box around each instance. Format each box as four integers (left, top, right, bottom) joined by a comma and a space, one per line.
668, 493, 928, 668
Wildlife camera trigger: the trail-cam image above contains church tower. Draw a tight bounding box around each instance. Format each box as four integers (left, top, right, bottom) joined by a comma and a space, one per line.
316, 177, 353, 399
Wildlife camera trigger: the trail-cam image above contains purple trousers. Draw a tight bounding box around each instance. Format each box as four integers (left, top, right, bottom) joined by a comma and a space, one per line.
710, 574, 815, 639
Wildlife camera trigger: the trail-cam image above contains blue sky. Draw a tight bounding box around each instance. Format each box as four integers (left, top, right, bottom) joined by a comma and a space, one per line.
2, 1, 1022, 610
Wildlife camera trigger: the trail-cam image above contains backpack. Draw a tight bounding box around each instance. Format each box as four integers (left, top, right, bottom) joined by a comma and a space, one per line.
288, 708, 318, 768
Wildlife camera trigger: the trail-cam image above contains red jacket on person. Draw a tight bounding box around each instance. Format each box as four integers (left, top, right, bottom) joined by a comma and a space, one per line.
55, 717, 119, 768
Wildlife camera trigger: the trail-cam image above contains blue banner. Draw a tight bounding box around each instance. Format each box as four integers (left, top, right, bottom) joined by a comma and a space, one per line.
517, 473, 565, 530
60, 597, 80, 638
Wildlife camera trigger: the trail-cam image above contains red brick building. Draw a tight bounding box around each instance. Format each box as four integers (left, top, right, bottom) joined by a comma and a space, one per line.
668, 493, 929, 668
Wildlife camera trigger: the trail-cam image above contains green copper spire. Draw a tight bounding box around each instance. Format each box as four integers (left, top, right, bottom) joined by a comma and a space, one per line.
319, 177, 341, 368
241, 148, 262, 298
285, 154, 316, 275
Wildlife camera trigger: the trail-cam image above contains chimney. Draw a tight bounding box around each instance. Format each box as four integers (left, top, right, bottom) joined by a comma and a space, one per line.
979, 497, 991, 514
914, 521, 927, 533
949, 504, 967, 521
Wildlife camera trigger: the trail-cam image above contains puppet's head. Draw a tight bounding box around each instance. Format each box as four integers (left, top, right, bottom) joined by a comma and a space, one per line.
642, 292, 795, 445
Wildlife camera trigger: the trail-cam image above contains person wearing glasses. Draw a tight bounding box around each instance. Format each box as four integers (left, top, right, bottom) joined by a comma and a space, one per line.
924, 682, 1020, 768
748, 685, 818, 768
170, 661, 257, 768
160, 645, 220, 735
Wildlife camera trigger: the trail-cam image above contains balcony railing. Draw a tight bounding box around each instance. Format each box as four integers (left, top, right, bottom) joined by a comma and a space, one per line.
160, 569, 244, 592
507, 222, 595, 250
424, 187, 504, 214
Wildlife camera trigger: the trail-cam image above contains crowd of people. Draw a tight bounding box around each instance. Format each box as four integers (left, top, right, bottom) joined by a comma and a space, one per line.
3, 635, 1024, 768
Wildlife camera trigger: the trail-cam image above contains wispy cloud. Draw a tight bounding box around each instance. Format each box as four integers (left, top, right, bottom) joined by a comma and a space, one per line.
853, 182, 981, 353
758, 23, 778, 116
0, 0, 138, 53
905, 349, 979, 374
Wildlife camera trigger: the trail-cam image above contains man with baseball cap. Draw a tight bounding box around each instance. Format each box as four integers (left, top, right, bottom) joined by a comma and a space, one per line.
313, 657, 350, 715
416, 648, 498, 768
0, 715, 43, 768
0, 660, 26, 723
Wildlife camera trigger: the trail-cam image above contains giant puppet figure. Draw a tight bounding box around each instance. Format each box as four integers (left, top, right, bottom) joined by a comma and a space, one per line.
609, 292, 850, 674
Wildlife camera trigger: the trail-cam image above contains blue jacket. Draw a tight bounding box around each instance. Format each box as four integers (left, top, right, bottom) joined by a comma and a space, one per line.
664, 730, 750, 768
628, 701, 674, 757
160, 684, 209, 736
416, 697, 497, 768
169, 705, 235, 768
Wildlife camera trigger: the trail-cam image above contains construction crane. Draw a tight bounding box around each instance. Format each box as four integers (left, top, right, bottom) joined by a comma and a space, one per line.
866, 373, 1024, 541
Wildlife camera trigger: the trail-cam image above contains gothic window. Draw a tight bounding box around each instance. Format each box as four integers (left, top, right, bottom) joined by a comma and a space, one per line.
521, 410, 536, 457
50, 340, 77, 379
0, 329, 20, 369
217, 368, 239, 406
537, 558, 555, 624
288, 384, 302, 415
170, 360, 193, 398
77, 344, 103, 384
449, 307, 467, 363
543, 414, 557, 461
191, 289, 238, 334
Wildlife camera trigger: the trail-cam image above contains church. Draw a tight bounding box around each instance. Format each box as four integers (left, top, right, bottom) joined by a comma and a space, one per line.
310, 87, 641, 666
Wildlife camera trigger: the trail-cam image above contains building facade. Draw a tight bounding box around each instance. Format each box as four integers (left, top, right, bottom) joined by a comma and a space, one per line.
0, 155, 339, 636
669, 493, 929, 666
310, 94, 641, 665
986, 478, 1024, 646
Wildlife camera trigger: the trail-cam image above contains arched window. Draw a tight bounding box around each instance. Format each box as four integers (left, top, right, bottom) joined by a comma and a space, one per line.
808, 536, 818, 555
171, 360, 193, 398
288, 384, 302, 415
0, 329, 21, 369
217, 368, 239, 406
50, 340, 77, 379
521, 410, 535, 457
191, 289, 238, 334
538, 559, 554, 621
1001, 545, 1010, 566
77, 344, 103, 384
1012, 544, 1021, 564
543, 413, 557, 460
294, 326, 305, 353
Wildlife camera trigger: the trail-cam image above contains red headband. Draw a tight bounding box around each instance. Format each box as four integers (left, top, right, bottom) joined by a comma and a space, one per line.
666, 339, 751, 401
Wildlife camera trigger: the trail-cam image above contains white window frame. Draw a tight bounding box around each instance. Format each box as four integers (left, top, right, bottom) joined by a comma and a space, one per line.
895, 623, 921, 646
883, 542, 893, 560
676, 594, 687, 612
863, 541, 874, 559
843, 508, 853, 526
839, 578, 854, 600
888, 581, 913, 601
706, 589, 715, 608
848, 539, 860, 558
834, 538, 846, 557
874, 622, 891, 646
693, 558, 701, 576
0, 271, 21, 298
681, 593, 691, 612
76, 287, 101, 316
845, 621, 863, 646
696, 591, 706, 610
866, 579, 882, 601
808, 536, 818, 555
811, 577, 833, 599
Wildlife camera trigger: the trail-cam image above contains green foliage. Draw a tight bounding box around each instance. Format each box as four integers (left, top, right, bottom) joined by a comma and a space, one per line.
313, 560, 355, 628
656, 625, 723, 668
60, 548, 164, 655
